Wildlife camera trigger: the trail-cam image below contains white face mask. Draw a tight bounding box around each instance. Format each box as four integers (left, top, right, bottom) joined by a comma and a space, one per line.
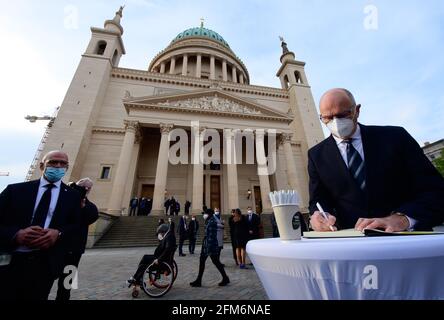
248, 210, 252, 215
192, 218, 196, 221
158, 234, 164, 241
326, 117, 356, 139
203, 214, 209, 220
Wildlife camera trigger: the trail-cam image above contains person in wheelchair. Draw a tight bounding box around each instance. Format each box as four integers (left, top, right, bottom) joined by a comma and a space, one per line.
127, 223, 176, 287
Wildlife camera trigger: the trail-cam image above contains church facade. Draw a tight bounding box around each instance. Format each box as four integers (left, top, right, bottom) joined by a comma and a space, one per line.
28, 8, 325, 216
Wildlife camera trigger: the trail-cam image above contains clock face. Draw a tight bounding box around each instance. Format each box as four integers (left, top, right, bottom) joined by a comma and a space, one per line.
292, 213, 301, 230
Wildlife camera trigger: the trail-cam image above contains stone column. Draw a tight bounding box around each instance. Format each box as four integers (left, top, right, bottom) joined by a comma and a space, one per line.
196, 54, 202, 78
108, 120, 139, 215
255, 130, 272, 213
152, 123, 174, 215
181, 54, 188, 76
169, 57, 176, 74
222, 60, 228, 81
191, 126, 205, 215
239, 73, 244, 84
210, 56, 216, 80
232, 66, 237, 83
225, 130, 239, 210
160, 62, 166, 74
281, 133, 305, 208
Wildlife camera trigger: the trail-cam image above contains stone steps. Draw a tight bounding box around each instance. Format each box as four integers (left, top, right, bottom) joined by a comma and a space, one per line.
94, 215, 276, 248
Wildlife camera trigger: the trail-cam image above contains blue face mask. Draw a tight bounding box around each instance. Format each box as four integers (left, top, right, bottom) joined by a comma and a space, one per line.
44, 167, 66, 183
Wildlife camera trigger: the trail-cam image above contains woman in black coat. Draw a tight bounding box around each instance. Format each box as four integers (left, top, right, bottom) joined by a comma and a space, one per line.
232, 209, 248, 269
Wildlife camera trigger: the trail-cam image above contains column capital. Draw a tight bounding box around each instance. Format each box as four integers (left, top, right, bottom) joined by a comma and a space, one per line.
280, 132, 293, 145
160, 123, 174, 135
124, 120, 139, 132
255, 129, 266, 140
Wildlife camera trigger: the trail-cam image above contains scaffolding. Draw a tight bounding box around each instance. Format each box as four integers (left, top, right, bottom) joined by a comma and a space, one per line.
25, 107, 60, 181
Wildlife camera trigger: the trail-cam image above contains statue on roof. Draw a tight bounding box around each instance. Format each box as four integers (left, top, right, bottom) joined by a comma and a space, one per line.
279, 36, 289, 54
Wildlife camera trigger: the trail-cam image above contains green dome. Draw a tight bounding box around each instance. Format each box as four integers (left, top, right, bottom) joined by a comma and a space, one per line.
171, 27, 230, 48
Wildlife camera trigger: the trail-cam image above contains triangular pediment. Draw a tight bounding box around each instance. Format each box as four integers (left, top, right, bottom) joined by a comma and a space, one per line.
124, 89, 292, 122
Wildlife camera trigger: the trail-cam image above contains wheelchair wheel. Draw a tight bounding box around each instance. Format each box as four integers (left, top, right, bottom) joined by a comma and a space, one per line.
172, 260, 178, 282
142, 262, 174, 298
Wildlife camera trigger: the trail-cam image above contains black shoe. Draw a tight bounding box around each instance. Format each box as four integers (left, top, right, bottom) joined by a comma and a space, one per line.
190, 280, 202, 287
219, 278, 230, 286
180, 254, 186, 257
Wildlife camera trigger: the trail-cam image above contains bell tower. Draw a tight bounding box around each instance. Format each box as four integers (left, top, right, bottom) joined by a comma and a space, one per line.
30, 7, 126, 182
276, 38, 325, 207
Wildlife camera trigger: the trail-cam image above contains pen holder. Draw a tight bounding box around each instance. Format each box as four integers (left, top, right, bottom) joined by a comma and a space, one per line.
272, 204, 302, 240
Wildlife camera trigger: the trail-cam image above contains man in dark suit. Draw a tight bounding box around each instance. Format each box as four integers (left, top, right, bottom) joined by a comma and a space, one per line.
309, 89, 444, 232
56, 178, 98, 301
0, 151, 81, 300
177, 215, 188, 256
246, 207, 261, 241
129, 197, 138, 216
188, 215, 199, 254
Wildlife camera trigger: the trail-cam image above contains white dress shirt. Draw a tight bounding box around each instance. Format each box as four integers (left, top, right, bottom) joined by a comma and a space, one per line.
16, 177, 62, 252
332, 125, 416, 230
332, 125, 365, 167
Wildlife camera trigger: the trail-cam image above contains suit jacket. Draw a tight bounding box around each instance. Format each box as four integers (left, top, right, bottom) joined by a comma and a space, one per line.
154, 231, 176, 263
178, 217, 188, 238
308, 124, 444, 230
0, 179, 81, 277
70, 198, 98, 254
188, 219, 199, 239
247, 213, 261, 239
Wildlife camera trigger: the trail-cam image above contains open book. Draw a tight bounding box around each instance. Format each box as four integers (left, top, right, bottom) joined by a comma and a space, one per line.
303, 228, 444, 239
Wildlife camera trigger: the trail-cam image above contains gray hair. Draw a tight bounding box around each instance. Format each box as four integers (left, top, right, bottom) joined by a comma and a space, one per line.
157, 224, 170, 235
77, 177, 93, 188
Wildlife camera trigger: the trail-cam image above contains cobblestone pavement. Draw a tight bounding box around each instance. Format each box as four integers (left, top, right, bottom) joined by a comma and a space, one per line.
49, 246, 268, 300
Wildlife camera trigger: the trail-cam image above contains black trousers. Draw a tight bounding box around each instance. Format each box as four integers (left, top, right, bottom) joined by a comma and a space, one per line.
56, 252, 82, 301
1, 251, 54, 300
179, 237, 187, 255
129, 207, 137, 216
195, 250, 228, 282
230, 238, 238, 264
133, 254, 155, 283
189, 237, 196, 254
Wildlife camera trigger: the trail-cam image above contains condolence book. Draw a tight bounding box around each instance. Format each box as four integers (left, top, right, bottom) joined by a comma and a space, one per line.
302, 229, 444, 239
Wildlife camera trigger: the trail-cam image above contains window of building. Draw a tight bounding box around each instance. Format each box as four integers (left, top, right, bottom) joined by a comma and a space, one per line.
96, 41, 107, 55
112, 49, 119, 66
99, 166, 112, 180
294, 71, 303, 84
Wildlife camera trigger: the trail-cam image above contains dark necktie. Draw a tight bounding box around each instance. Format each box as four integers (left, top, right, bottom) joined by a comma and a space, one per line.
346, 140, 366, 190
32, 184, 55, 227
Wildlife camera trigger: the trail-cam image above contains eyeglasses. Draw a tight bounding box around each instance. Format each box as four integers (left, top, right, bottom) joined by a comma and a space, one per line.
319, 106, 357, 124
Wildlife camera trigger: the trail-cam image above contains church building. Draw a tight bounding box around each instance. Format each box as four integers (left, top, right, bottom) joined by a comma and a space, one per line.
27, 7, 325, 216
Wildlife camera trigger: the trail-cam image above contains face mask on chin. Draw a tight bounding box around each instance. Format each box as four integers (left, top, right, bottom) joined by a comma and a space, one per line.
44, 167, 66, 183
326, 117, 357, 139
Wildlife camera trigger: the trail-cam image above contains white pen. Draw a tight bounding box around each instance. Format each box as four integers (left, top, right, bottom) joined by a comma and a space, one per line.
316, 202, 335, 232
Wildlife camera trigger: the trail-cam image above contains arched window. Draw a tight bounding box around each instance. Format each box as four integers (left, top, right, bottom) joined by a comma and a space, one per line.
112, 49, 119, 66
283, 74, 290, 89
96, 41, 107, 55
294, 71, 303, 84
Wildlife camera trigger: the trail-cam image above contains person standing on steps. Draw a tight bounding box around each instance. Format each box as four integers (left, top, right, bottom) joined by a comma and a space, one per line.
190, 209, 230, 287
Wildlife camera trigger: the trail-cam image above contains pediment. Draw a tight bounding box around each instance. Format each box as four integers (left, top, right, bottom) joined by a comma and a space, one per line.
124, 89, 292, 122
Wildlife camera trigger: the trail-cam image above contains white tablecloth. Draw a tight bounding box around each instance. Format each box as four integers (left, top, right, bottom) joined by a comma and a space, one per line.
246, 236, 444, 300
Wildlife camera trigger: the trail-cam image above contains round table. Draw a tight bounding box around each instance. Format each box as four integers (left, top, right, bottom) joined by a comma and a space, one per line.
246, 236, 444, 300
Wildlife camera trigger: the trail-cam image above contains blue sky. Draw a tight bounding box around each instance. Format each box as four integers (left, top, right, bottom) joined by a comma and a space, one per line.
1, 0, 443, 191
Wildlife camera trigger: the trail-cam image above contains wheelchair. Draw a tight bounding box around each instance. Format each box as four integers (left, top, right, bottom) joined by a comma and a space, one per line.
131, 249, 178, 298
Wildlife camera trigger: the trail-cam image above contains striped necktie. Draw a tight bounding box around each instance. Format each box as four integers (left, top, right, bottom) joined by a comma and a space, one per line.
345, 140, 366, 191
